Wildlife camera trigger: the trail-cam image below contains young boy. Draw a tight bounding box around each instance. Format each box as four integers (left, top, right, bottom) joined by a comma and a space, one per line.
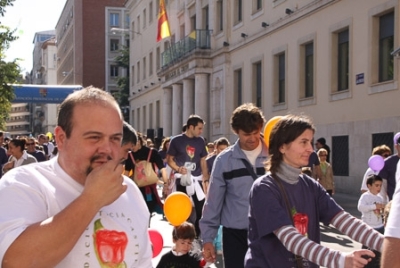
357, 174, 386, 267
156, 221, 202, 268
358, 174, 386, 233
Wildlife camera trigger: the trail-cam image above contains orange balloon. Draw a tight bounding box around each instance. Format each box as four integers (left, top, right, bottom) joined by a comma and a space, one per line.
164, 192, 192, 226
263, 116, 283, 147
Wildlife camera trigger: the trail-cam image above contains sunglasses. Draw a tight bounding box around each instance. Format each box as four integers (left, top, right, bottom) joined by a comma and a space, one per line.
26, 143, 35, 146
382, 154, 390, 158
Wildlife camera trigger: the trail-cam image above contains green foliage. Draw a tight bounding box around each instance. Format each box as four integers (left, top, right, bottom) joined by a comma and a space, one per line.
0, 0, 21, 129
114, 45, 130, 108
0, 0, 15, 17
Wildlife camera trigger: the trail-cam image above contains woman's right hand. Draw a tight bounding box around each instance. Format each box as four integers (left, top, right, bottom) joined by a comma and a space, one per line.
344, 249, 375, 267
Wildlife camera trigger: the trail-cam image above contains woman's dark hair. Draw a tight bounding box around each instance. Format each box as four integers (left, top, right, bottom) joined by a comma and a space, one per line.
172, 221, 196, 241
10, 138, 26, 153
266, 114, 315, 174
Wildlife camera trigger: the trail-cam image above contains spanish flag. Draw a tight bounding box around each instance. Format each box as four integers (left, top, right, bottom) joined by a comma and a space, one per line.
156, 0, 171, 42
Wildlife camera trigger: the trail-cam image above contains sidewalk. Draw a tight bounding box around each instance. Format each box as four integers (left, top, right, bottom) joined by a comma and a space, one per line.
331, 192, 361, 219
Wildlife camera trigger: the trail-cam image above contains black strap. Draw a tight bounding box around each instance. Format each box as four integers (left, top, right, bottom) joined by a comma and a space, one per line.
271, 174, 304, 268
241, 159, 258, 180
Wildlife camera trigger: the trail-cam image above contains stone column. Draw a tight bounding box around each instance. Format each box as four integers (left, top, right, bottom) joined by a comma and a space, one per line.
182, 79, 194, 122
195, 73, 209, 138
172, 83, 183, 135
162, 87, 172, 137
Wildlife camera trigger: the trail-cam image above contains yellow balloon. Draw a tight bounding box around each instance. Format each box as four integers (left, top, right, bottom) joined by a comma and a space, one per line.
263, 116, 283, 147
164, 192, 192, 226
46, 132, 53, 140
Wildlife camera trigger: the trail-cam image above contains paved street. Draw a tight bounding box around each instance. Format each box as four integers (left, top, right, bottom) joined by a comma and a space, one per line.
150, 190, 363, 267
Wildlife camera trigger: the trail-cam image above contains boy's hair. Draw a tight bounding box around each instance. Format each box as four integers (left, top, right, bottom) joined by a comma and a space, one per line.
366, 174, 383, 186
172, 221, 196, 241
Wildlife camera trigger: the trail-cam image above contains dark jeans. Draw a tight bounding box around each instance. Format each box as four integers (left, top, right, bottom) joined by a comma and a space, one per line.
176, 180, 205, 238
222, 227, 248, 268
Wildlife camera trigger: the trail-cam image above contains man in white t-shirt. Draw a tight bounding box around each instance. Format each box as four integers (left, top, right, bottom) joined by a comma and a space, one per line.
0, 87, 152, 267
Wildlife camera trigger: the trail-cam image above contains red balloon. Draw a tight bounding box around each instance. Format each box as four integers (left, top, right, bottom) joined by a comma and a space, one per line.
148, 229, 164, 258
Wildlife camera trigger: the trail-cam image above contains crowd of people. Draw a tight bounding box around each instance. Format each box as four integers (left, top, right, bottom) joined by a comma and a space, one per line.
0, 86, 398, 267
0, 132, 58, 177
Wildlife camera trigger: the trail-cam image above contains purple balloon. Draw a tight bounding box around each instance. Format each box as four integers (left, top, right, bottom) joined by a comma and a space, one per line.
368, 155, 385, 172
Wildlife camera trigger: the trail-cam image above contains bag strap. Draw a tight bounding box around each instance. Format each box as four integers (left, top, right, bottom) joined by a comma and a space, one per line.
129, 151, 136, 164
271, 174, 304, 268
241, 159, 258, 180
130, 149, 152, 163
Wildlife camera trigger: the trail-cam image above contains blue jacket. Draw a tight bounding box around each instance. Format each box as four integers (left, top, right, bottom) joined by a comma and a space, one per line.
199, 139, 268, 243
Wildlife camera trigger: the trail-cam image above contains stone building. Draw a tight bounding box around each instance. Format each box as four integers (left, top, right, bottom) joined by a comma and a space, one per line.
124, 0, 400, 194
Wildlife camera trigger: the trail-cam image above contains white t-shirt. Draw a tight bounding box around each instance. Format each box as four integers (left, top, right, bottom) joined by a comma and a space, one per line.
385, 161, 400, 238
46, 142, 55, 156
357, 191, 384, 228
360, 167, 388, 203
0, 157, 152, 267
242, 141, 262, 166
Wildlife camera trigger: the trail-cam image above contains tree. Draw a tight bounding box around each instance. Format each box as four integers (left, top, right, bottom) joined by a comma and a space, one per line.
0, 0, 21, 130
113, 45, 130, 121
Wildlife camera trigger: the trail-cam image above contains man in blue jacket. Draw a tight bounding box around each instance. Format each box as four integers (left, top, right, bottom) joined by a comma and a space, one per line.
200, 103, 268, 268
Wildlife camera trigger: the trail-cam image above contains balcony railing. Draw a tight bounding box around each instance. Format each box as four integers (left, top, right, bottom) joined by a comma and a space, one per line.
161, 29, 212, 68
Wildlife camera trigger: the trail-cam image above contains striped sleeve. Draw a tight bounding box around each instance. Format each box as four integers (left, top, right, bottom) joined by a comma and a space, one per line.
331, 211, 384, 251
274, 225, 344, 268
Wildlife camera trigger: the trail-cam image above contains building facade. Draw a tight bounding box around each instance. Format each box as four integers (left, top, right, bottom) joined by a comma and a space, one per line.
126, 0, 400, 194
6, 30, 58, 137
31, 31, 58, 136
56, 0, 126, 90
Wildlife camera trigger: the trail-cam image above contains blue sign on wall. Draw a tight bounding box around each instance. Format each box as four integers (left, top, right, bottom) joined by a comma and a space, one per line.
11, 84, 82, 104
356, 73, 364, 85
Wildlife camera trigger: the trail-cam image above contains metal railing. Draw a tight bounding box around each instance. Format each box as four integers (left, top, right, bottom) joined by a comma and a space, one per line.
161, 29, 212, 68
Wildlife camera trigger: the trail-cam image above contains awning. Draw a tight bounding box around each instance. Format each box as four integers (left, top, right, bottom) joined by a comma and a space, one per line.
11, 84, 82, 104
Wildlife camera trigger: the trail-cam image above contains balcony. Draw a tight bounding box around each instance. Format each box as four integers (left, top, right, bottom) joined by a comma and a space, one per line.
161, 29, 212, 69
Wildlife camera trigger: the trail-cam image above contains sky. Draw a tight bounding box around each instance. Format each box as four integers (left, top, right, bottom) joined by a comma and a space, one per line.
2, 0, 66, 74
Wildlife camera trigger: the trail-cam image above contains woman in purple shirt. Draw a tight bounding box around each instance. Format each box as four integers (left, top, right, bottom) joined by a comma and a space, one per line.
245, 114, 382, 268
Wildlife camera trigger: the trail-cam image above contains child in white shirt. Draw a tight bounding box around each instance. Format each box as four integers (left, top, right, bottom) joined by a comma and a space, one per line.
357, 174, 386, 267
358, 174, 386, 233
